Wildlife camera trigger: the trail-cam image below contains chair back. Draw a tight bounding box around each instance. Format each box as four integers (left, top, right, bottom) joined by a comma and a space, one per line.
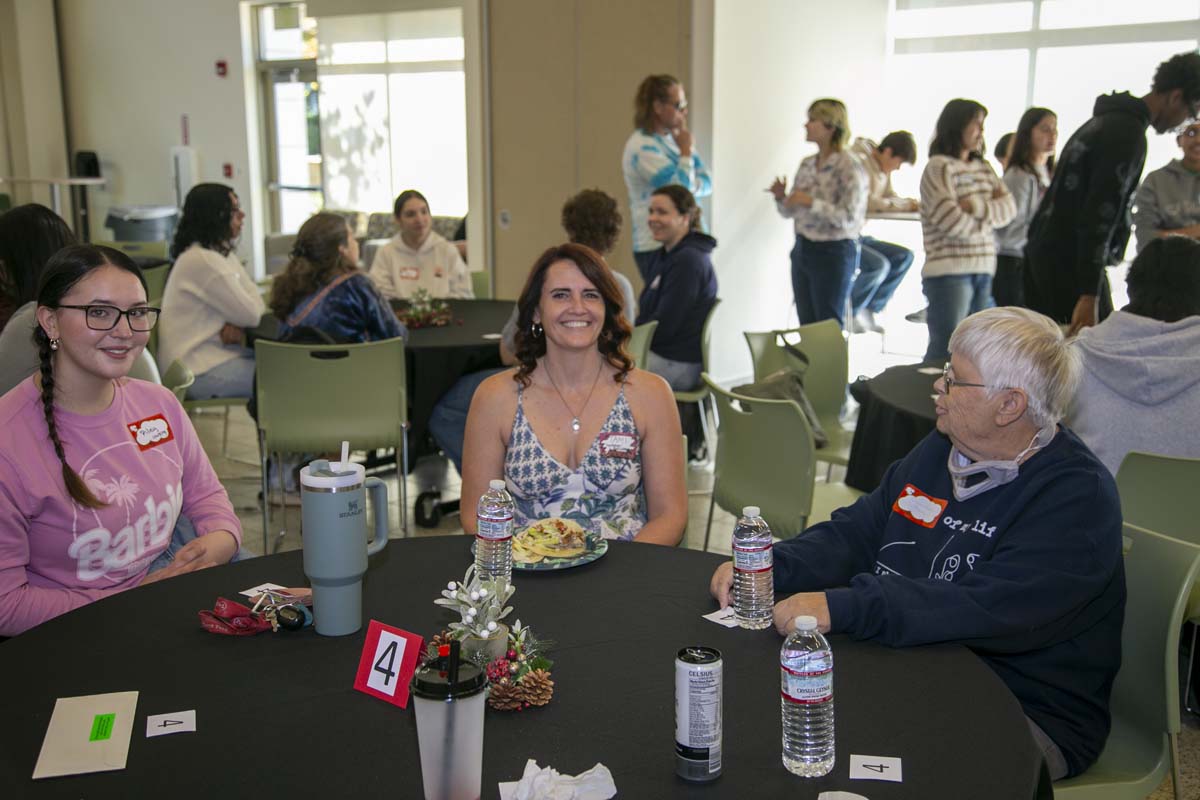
94, 239, 170, 261
699, 299, 721, 372
744, 320, 846, 421
471, 270, 490, 299
1116, 523, 1200, 743
162, 359, 195, 402
628, 321, 658, 369
254, 338, 407, 453
703, 374, 816, 538
141, 264, 171, 304
1115, 452, 1200, 546
128, 349, 161, 385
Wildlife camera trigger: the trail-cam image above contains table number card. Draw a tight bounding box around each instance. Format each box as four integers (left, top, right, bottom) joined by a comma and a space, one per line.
849, 753, 903, 782
353, 620, 424, 708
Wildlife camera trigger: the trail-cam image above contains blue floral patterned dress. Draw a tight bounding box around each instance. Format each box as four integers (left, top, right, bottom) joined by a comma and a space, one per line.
504, 383, 647, 540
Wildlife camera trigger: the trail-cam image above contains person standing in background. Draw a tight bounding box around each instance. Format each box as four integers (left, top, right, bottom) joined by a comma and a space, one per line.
622, 75, 713, 280
1132, 120, 1200, 252
847, 131, 920, 334
994, 132, 1015, 172
1024, 50, 1200, 334
994, 108, 1057, 307
770, 98, 868, 329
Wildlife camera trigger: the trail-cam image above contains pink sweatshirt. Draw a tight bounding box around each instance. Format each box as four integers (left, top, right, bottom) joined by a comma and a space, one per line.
0, 376, 242, 636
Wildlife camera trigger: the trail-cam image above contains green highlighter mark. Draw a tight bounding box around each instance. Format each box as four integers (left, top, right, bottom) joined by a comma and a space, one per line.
89, 713, 115, 742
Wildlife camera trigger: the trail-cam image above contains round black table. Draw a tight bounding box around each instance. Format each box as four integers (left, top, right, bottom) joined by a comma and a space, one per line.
0, 537, 1047, 798
846, 363, 941, 492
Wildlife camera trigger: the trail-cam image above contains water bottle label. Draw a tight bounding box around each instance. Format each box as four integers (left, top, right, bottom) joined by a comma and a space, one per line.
781, 666, 832, 704
732, 543, 772, 572
476, 515, 513, 542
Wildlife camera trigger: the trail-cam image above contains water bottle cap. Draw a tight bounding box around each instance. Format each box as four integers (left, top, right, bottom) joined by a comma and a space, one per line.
489, 479, 506, 490
742, 506, 760, 518
794, 615, 818, 631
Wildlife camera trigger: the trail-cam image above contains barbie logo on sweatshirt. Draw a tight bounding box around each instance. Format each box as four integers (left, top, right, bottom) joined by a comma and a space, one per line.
127, 415, 174, 451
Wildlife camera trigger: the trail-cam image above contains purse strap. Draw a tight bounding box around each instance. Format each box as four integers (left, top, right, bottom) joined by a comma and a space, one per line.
774, 332, 811, 371
286, 271, 357, 329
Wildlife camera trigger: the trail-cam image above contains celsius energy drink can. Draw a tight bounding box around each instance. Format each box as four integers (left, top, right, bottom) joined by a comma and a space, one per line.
675, 646, 723, 781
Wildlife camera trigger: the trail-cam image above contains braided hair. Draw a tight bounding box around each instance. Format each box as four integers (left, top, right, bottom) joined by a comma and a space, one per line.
34, 244, 146, 508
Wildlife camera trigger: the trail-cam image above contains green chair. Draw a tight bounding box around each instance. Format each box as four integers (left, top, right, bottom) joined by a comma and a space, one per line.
128, 348, 162, 385
1052, 523, 1200, 800
745, 320, 852, 476
628, 320, 658, 370
94, 239, 170, 261
674, 299, 721, 462
701, 374, 862, 551
255, 338, 409, 553
142, 263, 171, 357
471, 269, 490, 299
162, 359, 195, 403
0, 193, 11, 213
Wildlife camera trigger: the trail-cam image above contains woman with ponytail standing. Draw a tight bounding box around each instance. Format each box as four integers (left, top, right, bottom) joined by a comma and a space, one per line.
0, 245, 242, 637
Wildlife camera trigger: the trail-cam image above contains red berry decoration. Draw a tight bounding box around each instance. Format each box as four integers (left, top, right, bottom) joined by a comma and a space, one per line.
506, 648, 518, 660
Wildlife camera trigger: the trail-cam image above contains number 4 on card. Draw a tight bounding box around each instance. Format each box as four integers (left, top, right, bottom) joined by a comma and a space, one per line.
353, 620, 424, 708
849, 754, 903, 782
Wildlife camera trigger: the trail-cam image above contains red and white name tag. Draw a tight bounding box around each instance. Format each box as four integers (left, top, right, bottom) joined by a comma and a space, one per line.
127, 414, 174, 451
892, 484, 947, 528
398, 266, 420, 281
353, 620, 424, 708
598, 432, 638, 459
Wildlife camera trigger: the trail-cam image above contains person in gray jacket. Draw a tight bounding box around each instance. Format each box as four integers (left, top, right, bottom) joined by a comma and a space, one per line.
1132, 121, 1200, 252
1068, 235, 1200, 475
994, 108, 1057, 306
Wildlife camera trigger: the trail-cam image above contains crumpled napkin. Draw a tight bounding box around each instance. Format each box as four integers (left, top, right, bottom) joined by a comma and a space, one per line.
498, 759, 617, 800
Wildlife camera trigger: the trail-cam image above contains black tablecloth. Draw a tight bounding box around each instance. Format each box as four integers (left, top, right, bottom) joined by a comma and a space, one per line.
0, 537, 1047, 798
846, 363, 941, 492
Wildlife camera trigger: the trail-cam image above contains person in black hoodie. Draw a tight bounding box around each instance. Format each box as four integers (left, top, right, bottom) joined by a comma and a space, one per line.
636, 184, 718, 393
1024, 50, 1200, 334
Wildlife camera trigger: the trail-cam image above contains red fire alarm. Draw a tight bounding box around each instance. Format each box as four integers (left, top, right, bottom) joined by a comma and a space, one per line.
215, 60, 227, 77
222, 163, 233, 179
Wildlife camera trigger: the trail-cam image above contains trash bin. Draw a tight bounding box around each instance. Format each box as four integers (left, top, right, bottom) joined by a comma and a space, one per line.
104, 205, 179, 242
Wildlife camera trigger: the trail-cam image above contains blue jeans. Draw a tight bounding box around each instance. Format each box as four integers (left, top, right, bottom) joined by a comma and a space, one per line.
851, 237, 914, 315
922, 274, 994, 363
148, 514, 246, 573
790, 235, 859, 328
645, 351, 702, 392
429, 368, 505, 473
188, 348, 255, 399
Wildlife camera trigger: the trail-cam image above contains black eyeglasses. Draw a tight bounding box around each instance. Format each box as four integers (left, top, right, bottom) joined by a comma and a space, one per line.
58, 304, 161, 331
941, 362, 990, 393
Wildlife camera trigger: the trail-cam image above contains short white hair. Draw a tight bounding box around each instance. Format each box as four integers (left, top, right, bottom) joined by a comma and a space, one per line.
949, 307, 1081, 428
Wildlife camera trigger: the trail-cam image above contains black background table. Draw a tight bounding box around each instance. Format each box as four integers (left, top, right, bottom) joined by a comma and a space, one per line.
0, 537, 1047, 798
846, 363, 941, 492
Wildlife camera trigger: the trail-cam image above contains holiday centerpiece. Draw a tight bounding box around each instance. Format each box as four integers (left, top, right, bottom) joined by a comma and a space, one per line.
482, 620, 554, 711
396, 288, 455, 329
432, 564, 515, 662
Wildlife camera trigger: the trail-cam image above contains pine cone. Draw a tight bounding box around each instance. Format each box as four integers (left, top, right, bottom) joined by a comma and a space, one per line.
516, 669, 554, 707
488, 680, 524, 711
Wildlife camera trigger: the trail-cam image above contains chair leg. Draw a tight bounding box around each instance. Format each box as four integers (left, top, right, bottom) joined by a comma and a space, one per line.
1170, 731, 1183, 800
221, 406, 231, 456
273, 451, 289, 553
704, 493, 717, 552
1186, 623, 1198, 715
399, 431, 410, 537
697, 397, 715, 467
258, 431, 270, 556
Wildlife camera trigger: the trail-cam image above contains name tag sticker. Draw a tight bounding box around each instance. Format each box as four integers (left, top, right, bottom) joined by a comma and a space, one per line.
892, 484, 947, 528
353, 620, 424, 708
399, 266, 420, 281
598, 432, 638, 459
126, 414, 174, 451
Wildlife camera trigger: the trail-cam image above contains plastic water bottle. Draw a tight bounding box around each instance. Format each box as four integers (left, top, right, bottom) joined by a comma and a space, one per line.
732, 506, 773, 630
780, 615, 835, 777
475, 479, 514, 585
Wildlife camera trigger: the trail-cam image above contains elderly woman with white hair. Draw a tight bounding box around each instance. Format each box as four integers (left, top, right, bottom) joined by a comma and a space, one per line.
710, 306, 1125, 781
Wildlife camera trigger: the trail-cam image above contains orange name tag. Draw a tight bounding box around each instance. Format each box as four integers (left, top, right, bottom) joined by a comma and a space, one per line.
127, 414, 175, 451
892, 484, 947, 528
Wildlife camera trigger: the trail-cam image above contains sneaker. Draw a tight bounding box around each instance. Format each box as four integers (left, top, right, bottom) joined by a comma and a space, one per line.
849, 313, 869, 334
860, 309, 885, 334
905, 307, 928, 324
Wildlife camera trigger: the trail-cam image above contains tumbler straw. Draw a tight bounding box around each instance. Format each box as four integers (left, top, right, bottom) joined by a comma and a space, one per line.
442, 640, 461, 795
338, 440, 350, 472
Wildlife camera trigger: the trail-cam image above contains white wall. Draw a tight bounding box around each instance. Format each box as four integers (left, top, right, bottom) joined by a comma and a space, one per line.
57, 0, 260, 271
708, 0, 890, 384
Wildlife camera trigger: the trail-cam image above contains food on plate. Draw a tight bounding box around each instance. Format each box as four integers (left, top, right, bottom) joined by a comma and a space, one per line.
512, 518, 589, 564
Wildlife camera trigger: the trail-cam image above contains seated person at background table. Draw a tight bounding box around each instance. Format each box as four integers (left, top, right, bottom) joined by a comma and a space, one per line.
369, 189, 473, 301
461, 243, 685, 544
1068, 235, 1200, 475
994, 108, 1057, 308
159, 183, 265, 400
271, 212, 407, 344
847, 131, 919, 334
710, 307, 1124, 780
0, 204, 77, 395
1132, 121, 1200, 253
428, 189, 637, 474
0, 245, 242, 637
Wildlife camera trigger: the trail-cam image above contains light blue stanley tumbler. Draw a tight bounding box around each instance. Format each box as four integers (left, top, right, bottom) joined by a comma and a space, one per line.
299, 444, 389, 636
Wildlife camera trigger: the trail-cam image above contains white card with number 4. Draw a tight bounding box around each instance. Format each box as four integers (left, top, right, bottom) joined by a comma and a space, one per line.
849, 754, 902, 782
146, 710, 196, 737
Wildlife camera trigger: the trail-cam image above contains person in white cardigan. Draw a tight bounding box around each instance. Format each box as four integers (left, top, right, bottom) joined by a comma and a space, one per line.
158, 184, 264, 399
369, 190, 472, 300
920, 99, 1016, 363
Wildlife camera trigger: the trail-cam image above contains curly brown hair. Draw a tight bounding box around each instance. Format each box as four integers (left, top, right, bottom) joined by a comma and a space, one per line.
513, 243, 633, 388
561, 189, 622, 255
269, 213, 356, 319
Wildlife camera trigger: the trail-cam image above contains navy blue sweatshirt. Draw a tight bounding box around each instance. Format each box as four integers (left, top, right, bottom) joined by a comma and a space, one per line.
635, 231, 718, 363
774, 427, 1125, 777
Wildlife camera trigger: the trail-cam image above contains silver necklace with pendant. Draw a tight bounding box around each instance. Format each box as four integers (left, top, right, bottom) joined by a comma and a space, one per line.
544, 359, 605, 433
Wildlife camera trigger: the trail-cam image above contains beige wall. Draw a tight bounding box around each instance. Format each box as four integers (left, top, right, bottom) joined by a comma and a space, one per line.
488, 0, 695, 299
